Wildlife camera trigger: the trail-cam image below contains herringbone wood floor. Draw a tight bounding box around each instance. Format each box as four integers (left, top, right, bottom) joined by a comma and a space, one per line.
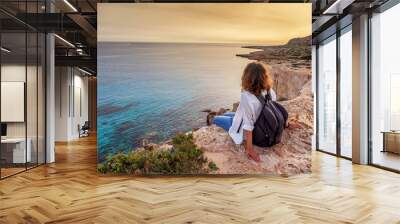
1, 135, 400, 224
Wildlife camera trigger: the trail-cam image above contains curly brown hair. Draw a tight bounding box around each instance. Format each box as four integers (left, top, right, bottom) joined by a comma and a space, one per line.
241, 62, 273, 96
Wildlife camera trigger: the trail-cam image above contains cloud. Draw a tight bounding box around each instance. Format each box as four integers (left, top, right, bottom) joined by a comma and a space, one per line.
98, 3, 311, 45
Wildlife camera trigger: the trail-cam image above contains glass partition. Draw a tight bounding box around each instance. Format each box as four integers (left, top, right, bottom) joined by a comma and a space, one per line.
0, 2, 46, 179
339, 26, 352, 158
27, 31, 38, 169
317, 35, 337, 154
1, 31, 28, 177
370, 3, 400, 171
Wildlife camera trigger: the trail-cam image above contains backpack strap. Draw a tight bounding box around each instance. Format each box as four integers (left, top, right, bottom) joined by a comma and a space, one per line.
256, 94, 265, 105
256, 93, 267, 104
256, 91, 272, 104
236, 119, 243, 133
265, 90, 272, 101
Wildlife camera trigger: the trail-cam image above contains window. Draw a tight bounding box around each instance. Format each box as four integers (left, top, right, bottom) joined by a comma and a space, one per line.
370, 3, 400, 171
339, 26, 352, 158
317, 35, 337, 154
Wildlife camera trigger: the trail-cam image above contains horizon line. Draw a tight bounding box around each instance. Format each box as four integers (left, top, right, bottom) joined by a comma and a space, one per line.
97, 41, 284, 47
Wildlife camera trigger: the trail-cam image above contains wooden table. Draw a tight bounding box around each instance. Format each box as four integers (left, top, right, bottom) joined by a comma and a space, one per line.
1, 138, 31, 164
381, 131, 400, 154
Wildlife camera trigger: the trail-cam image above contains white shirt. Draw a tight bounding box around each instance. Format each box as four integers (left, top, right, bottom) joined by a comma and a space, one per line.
228, 89, 277, 144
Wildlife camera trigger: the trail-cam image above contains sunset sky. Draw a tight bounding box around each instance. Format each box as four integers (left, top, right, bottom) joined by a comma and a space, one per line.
98, 4, 311, 45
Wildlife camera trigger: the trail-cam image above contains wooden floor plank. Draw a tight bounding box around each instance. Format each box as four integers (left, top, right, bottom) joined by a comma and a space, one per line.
0, 135, 400, 223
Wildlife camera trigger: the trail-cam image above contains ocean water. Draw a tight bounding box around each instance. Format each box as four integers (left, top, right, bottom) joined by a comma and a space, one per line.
97, 42, 253, 162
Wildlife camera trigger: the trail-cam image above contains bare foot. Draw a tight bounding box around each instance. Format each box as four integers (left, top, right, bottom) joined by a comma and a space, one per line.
247, 149, 261, 162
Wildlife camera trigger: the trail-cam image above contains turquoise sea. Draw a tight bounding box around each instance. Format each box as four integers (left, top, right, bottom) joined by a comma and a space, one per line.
97, 42, 253, 162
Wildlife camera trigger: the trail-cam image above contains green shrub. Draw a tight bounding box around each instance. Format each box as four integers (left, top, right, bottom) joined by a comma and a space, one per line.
208, 161, 218, 171
97, 163, 108, 173
98, 133, 218, 174
287, 46, 311, 60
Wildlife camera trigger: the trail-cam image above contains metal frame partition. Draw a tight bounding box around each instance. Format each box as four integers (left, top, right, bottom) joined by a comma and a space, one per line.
367, 10, 373, 167
367, 0, 400, 173
315, 0, 400, 173
336, 27, 341, 159
315, 19, 353, 161
0, 1, 47, 180
0, 22, 2, 179
315, 32, 337, 157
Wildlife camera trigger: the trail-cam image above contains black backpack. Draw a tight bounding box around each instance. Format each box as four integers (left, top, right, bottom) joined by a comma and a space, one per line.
252, 93, 288, 147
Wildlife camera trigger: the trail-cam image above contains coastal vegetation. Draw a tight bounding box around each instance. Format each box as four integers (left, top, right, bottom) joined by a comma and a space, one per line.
98, 133, 218, 174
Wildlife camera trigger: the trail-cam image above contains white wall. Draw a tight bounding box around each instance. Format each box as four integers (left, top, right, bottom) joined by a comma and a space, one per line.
1, 65, 41, 137
69, 72, 89, 139
1, 65, 26, 138
55, 67, 89, 141
1, 64, 46, 164
55, 66, 70, 141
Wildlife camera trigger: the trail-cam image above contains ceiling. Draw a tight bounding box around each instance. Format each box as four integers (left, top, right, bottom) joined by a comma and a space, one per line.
311, 0, 391, 44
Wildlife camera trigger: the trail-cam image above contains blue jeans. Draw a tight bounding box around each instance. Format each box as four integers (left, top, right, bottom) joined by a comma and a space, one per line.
212, 112, 235, 131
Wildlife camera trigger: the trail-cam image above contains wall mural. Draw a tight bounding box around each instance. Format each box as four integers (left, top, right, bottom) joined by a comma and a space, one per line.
97, 3, 312, 175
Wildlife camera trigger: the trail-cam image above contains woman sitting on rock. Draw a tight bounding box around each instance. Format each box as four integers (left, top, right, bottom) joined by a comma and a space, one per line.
213, 62, 277, 162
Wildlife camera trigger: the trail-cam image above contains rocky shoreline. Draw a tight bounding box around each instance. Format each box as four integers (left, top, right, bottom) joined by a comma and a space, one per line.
196, 80, 312, 175
160, 37, 311, 175
114, 36, 313, 176
197, 36, 312, 175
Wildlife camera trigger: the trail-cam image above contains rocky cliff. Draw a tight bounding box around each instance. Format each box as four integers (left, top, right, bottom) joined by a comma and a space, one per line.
198, 36, 313, 175
238, 36, 312, 61
237, 36, 312, 101
195, 81, 312, 175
